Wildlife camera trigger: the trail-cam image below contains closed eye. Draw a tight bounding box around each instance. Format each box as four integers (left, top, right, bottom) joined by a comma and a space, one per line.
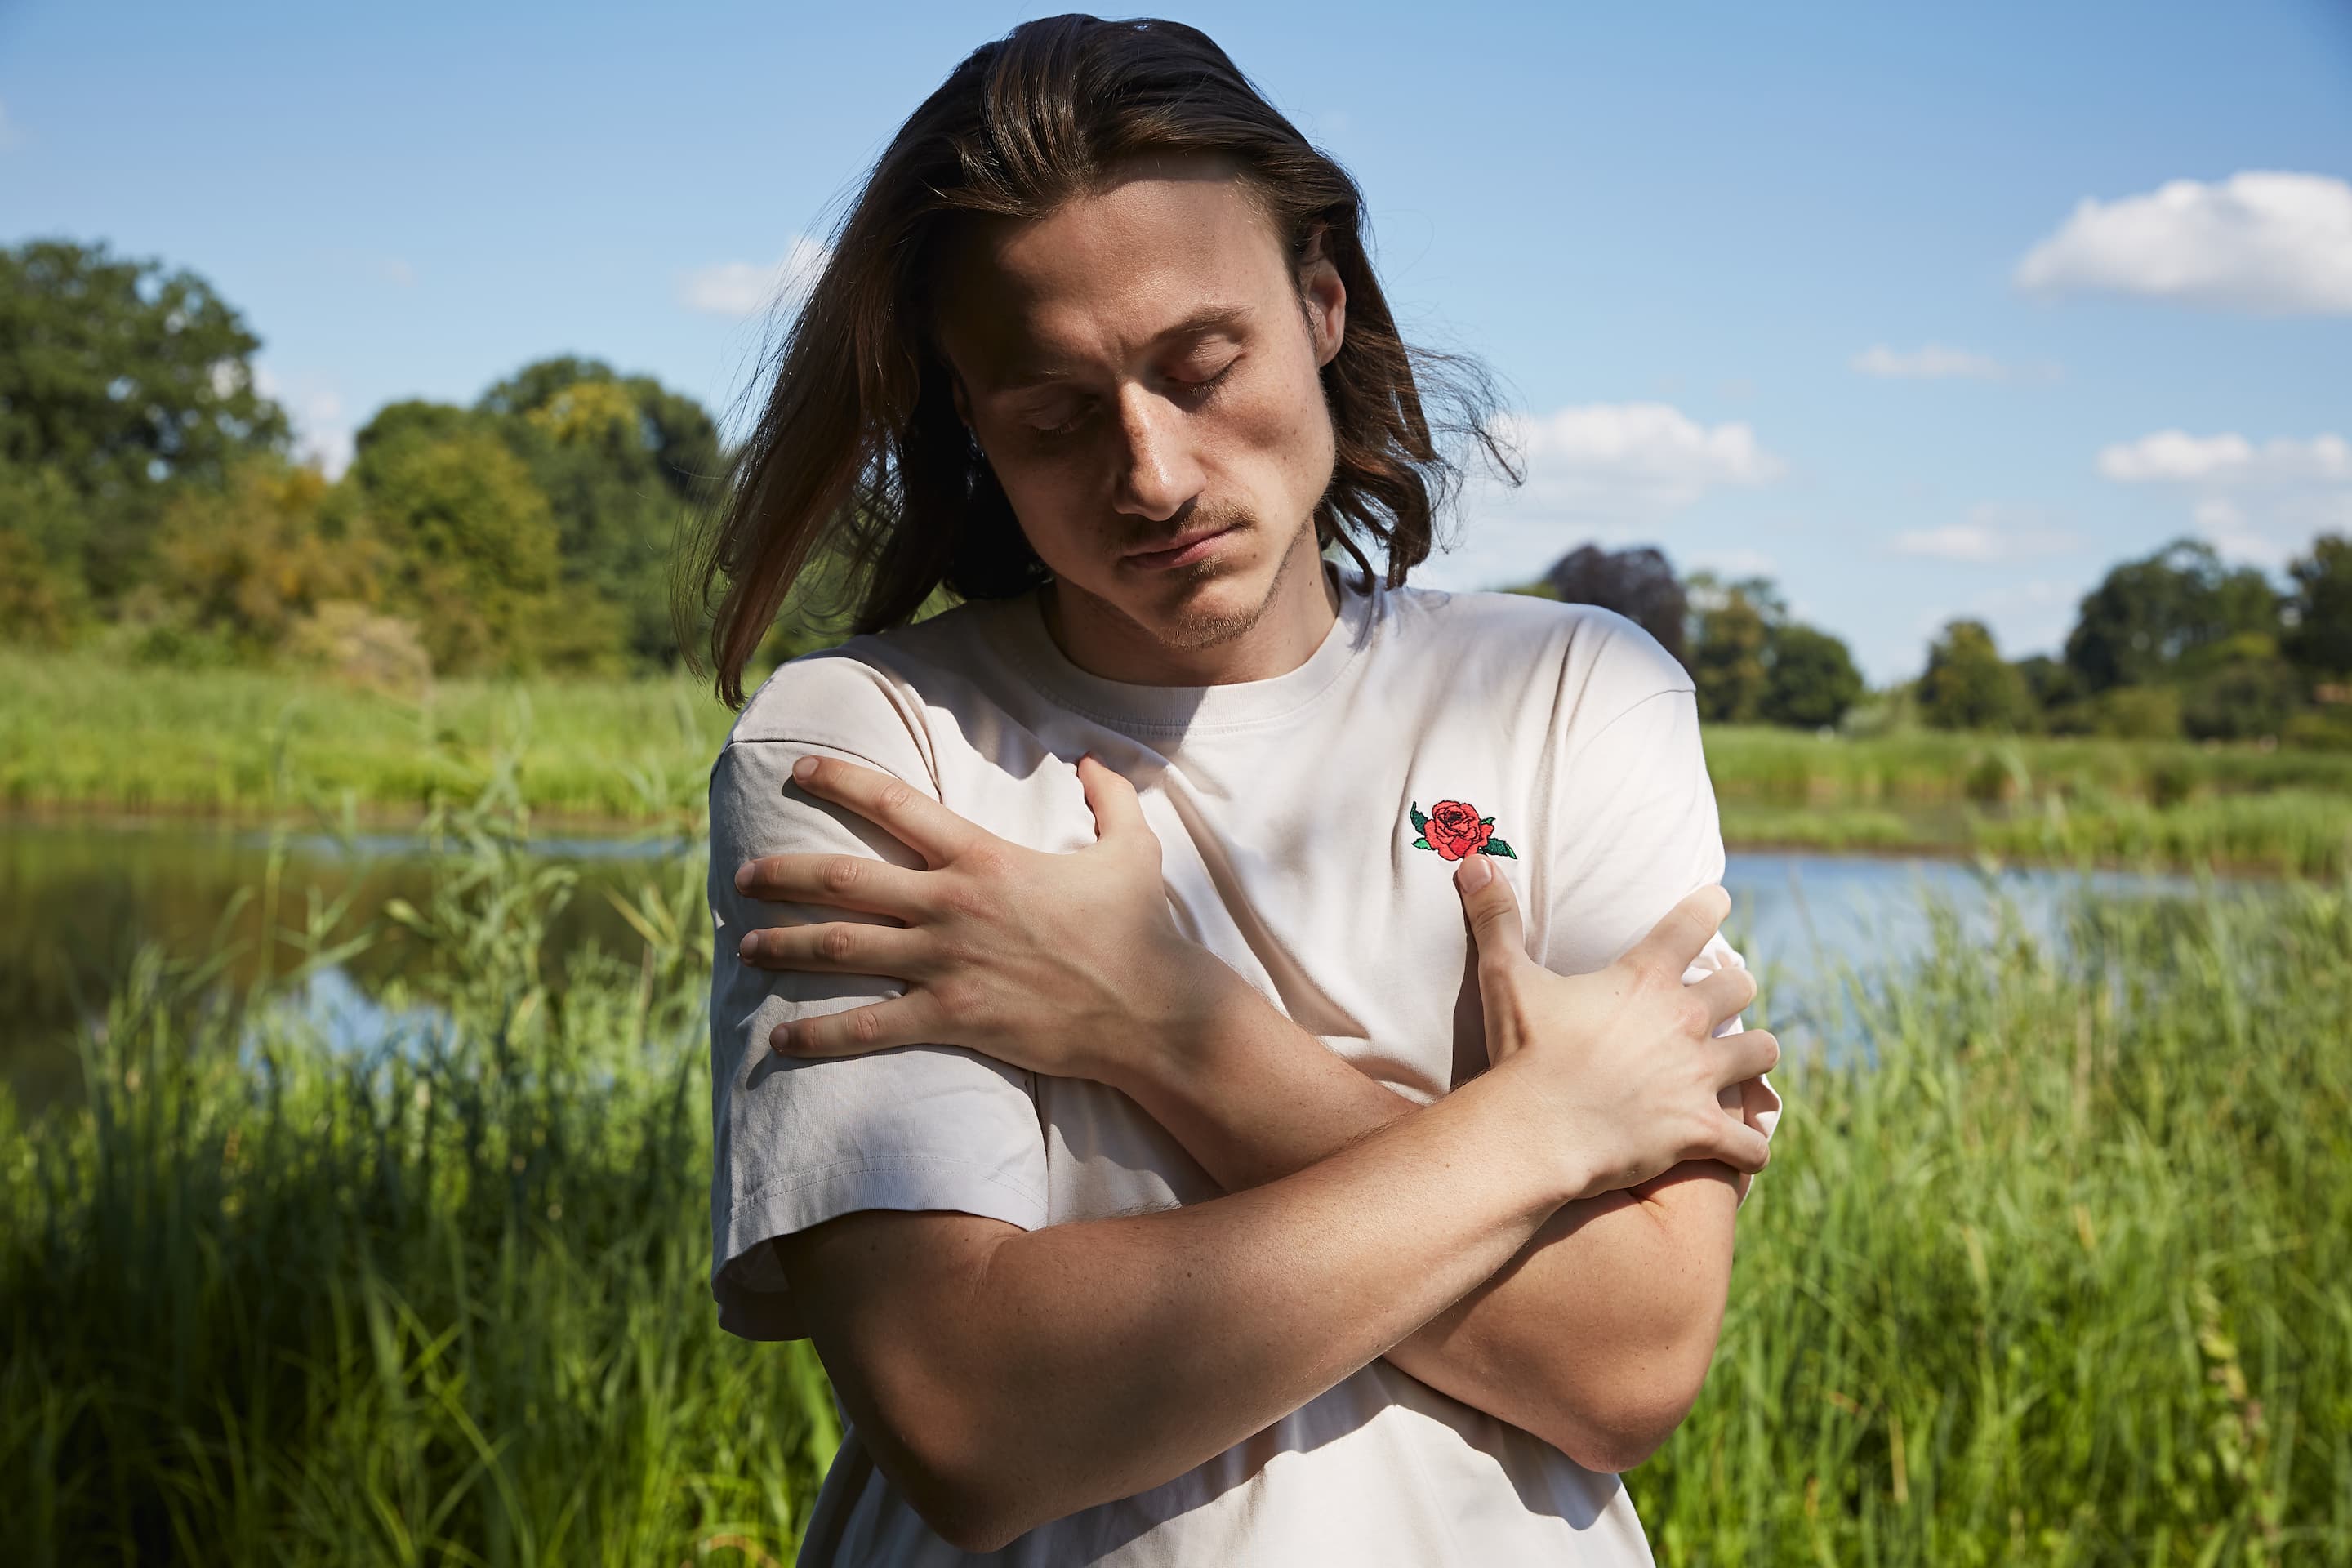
1023, 363, 1238, 440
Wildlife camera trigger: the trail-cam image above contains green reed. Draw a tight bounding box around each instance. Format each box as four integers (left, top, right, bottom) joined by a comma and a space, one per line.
1637, 875, 2352, 1564
8, 648, 2350, 871
3, 795, 2349, 1562
0, 803, 834, 1566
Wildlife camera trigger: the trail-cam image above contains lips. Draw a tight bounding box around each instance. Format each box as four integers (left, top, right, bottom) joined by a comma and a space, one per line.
1125, 523, 1238, 568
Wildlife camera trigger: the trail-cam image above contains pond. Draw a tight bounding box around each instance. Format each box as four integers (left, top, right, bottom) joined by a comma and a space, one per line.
0, 820, 2245, 1115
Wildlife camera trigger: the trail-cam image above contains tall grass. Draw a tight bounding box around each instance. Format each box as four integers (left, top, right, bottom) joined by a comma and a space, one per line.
0, 804, 835, 1566
7, 648, 2351, 871
0, 650, 730, 822
1638, 877, 2352, 1563
4, 809, 2350, 1561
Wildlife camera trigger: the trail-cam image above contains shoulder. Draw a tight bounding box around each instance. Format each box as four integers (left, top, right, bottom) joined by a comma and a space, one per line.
728, 598, 1000, 751
1385, 579, 1695, 715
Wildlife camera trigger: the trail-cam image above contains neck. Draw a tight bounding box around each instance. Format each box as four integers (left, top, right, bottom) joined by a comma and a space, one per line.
1040, 526, 1344, 687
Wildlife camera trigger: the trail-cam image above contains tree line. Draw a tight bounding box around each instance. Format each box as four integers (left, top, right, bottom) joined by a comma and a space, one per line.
0, 238, 738, 683
3, 236, 2348, 745
1508, 530, 2350, 746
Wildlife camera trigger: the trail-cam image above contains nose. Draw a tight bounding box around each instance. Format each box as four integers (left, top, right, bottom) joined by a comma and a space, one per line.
1108, 383, 1202, 524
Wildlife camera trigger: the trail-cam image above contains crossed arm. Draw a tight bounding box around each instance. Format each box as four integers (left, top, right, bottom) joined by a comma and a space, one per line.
1117, 962, 1749, 1473
736, 746, 1771, 1547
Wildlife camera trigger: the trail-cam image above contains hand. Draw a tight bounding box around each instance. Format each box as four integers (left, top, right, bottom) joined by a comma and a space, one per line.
733, 752, 1219, 1088
1449, 856, 1777, 1201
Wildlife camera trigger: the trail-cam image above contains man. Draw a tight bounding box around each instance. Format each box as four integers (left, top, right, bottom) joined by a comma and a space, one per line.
692, 16, 1781, 1563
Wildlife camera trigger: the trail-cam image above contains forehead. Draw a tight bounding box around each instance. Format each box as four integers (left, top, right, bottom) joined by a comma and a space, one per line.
938, 167, 1292, 383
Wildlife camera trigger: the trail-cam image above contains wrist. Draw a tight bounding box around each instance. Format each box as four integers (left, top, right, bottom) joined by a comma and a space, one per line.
1477, 1057, 1601, 1208
1102, 944, 1252, 1098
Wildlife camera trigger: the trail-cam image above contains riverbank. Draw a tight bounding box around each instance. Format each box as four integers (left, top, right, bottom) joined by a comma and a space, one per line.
3, 812, 2344, 1562
8, 651, 2350, 871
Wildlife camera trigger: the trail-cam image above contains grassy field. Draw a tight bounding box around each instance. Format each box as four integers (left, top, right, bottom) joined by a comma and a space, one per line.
2, 799, 2348, 1564
6, 649, 2350, 871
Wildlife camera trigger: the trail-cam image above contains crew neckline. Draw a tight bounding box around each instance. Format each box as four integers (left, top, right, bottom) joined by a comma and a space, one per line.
987, 558, 1383, 734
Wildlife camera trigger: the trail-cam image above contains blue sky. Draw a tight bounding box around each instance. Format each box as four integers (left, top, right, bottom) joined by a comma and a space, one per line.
4, 0, 2347, 683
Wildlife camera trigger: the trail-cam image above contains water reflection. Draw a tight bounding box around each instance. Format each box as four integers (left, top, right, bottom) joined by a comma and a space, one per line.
1, 822, 2256, 1113
0, 820, 679, 1113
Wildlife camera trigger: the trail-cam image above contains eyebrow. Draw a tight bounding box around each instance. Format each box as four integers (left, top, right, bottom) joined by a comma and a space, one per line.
987, 304, 1256, 393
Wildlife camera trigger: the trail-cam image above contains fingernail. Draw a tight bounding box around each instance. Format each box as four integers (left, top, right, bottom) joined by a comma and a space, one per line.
733, 861, 753, 893
770, 1024, 794, 1054
737, 933, 756, 960
1454, 855, 1492, 891
792, 756, 817, 781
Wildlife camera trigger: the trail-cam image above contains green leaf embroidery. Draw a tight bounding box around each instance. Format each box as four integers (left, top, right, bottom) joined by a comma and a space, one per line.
1478, 816, 1494, 825
1411, 836, 1432, 849
1409, 802, 1428, 832
1483, 838, 1517, 858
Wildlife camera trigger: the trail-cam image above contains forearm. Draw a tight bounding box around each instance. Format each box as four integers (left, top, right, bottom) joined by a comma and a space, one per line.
1111, 964, 1738, 1468
880, 1062, 1574, 1549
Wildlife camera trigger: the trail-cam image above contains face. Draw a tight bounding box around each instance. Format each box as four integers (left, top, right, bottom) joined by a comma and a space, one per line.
934, 160, 1347, 674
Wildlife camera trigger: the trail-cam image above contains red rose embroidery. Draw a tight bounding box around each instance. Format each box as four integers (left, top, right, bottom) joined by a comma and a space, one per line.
1423, 800, 1492, 860
1409, 800, 1516, 861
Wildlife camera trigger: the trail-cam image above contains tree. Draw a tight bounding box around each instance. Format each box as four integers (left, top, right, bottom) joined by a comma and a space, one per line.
475, 357, 724, 667
0, 457, 92, 644
2010, 653, 2078, 719
1920, 619, 2032, 731
1535, 543, 1688, 666
0, 238, 291, 604
344, 409, 579, 674
148, 457, 385, 658
1760, 622, 1863, 729
1686, 573, 1780, 724
2284, 533, 2352, 679
2063, 537, 2282, 693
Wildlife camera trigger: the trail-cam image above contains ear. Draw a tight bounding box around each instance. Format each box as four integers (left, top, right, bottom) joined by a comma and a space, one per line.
1298, 227, 1348, 370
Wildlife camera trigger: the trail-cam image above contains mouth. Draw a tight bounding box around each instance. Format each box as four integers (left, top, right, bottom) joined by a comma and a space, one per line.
1123, 523, 1241, 571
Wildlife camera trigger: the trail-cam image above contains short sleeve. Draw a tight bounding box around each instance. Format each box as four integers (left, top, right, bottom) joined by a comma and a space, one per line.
1538, 626, 1783, 1199
707, 666, 1050, 1343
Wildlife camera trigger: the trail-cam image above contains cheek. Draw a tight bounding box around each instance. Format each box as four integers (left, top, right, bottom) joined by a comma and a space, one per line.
1218, 360, 1335, 497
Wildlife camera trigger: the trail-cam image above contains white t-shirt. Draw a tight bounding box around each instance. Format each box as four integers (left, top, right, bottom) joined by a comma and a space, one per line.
707, 557, 1780, 1566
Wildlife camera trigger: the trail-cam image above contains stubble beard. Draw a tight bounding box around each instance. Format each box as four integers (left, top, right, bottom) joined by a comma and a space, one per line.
1047, 509, 1318, 659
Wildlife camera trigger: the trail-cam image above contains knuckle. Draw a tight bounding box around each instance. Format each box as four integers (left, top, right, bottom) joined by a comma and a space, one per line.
817, 925, 858, 960
878, 779, 915, 815
939, 877, 994, 921
849, 1008, 883, 1045
822, 856, 864, 893
935, 976, 988, 1027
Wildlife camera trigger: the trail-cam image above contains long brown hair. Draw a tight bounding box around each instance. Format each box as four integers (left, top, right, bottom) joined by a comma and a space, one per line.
682, 13, 1513, 705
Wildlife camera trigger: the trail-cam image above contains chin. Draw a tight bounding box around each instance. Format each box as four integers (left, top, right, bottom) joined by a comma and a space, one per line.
1129, 556, 1284, 648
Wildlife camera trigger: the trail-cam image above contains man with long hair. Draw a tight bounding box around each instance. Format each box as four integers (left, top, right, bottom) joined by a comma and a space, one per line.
691, 16, 1780, 1563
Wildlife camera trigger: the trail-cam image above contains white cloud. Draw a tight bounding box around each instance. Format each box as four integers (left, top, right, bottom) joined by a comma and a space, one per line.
1892, 526, 2012, 563
678, 235, 831, 318
1891, 506, 2076, 564
2015, 171, 2352, 315
2096, 430, 2352, 485
1423, 402, 1787, 591
1494, 402, 1784, 504
2098, 427, 2352, 568
1851, 344, 2037, 381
